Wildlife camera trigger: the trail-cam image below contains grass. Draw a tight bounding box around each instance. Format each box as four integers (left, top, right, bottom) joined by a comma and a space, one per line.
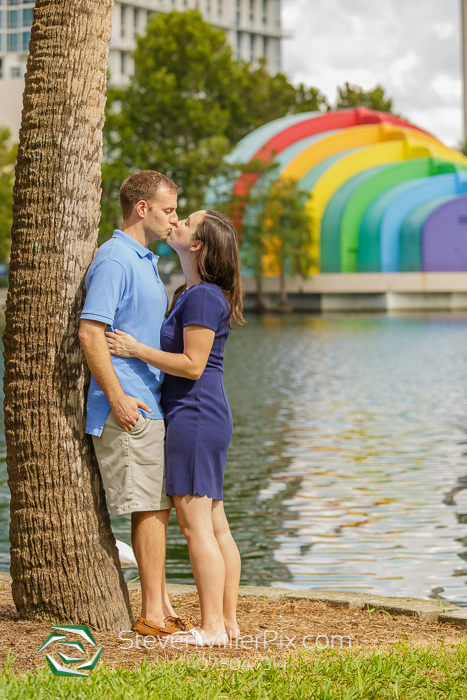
2, 643, 467, 699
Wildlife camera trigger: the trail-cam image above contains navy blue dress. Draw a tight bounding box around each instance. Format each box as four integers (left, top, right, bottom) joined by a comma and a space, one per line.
160, 282, 233, 501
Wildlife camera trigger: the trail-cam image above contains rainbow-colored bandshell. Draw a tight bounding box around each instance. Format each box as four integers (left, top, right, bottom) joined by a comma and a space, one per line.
221, 107, 467, 274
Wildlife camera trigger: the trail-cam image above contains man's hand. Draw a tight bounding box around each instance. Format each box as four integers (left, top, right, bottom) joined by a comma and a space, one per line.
111, 394, 152, 433
79, 320, 152, 433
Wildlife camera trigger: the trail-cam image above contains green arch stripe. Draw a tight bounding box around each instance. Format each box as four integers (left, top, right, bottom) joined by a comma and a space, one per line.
320, 166, 387, 273
338, 158, 467, 273
358, 182, 424, 273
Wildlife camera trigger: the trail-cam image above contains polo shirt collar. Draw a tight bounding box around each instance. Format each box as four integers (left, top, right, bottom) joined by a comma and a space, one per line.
112, 229, 156, 259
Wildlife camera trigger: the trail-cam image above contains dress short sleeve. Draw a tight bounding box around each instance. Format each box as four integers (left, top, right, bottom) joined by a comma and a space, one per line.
81, 259, 126, 326
181, 286, 225, 332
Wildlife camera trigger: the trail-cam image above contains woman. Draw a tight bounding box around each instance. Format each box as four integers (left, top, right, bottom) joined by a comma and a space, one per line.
106, 209, 243, 647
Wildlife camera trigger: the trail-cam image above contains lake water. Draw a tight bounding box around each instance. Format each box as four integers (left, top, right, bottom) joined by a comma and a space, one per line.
2, 314, 467, 606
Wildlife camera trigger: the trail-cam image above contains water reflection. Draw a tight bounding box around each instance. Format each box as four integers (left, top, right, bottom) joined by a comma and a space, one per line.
3, 314, 467, 605
257, 314, 467, 605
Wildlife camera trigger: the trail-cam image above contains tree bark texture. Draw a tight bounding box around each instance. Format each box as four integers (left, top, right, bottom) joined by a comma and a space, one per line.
3, 0, 133, 632
276, 262, 292, 313
253, 274, 266, 313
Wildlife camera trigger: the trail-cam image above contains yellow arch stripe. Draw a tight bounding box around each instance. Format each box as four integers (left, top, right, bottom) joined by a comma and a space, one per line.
282, 123, 442, 181
304, 138, 467, 272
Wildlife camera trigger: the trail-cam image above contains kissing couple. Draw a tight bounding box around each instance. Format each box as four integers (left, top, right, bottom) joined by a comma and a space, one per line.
79, 170, 243, 647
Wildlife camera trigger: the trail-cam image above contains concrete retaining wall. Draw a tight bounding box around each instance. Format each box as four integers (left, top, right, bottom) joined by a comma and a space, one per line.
238, 273, 467, 312
4, 272, 467, 316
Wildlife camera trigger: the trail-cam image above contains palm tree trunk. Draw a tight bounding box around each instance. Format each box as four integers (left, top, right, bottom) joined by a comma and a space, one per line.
3, 0, 133, 632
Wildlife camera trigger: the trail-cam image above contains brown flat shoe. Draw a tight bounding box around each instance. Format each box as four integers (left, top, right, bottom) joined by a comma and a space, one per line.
163, 615, 199, 634
133, 616, 171, 637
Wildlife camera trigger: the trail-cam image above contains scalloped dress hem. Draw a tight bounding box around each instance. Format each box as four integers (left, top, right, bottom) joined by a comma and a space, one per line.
168, 491, 224, 502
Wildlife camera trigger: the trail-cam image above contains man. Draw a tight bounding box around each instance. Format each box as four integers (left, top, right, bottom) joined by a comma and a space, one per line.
79, 170, 180, 634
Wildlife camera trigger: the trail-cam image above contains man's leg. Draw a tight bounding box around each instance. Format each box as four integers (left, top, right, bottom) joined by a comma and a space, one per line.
131, 509, 176, 626
94, 413, 175, 626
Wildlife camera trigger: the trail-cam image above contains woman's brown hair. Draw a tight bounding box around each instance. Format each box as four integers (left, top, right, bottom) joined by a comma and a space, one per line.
166, 210, 244, 328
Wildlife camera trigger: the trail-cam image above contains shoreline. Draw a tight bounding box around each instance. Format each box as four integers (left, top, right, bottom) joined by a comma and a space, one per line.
150, 582, 467, 627
2, 571, 466, 628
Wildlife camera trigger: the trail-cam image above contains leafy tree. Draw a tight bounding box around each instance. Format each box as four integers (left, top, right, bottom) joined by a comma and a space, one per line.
208, 158, 276, 311
335, 82, 394, 114
0, 127, 17, 264
260, 178, 314, 312
103, 10, 242, 239
102, 10, 328, 241
211, 161, 313, 312
236, 161, 279, 312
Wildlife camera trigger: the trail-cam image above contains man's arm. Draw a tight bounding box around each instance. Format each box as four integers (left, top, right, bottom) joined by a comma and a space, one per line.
78, 319, 151, 433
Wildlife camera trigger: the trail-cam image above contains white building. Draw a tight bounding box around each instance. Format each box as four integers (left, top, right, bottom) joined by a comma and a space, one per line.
0, 0, 283, 133
111, 0, 283, 83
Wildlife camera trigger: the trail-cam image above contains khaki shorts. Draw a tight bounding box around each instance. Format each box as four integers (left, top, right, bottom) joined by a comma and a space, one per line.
92, 411, 173, 516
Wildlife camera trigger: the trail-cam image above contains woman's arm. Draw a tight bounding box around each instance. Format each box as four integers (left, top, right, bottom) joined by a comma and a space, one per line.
106, 326, 215, 380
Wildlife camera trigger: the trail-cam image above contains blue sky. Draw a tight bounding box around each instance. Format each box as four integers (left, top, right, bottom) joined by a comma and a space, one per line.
282, 0, 462, 147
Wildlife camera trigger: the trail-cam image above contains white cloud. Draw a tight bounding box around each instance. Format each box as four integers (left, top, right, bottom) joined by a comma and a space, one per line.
406, 107, 462, 146
433, 22, 456, 41
431, 73, 462, 102
281, 0, 463, 147
390, 53, 420, 88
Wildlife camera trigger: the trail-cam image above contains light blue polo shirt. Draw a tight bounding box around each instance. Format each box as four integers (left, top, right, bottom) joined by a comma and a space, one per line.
81, 229, 168, 436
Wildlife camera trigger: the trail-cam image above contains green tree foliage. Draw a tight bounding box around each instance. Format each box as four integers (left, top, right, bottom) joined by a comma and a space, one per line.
103, 10, 234, 239
101, 10, 328, 241
0, 127, 17, 264
211, 160, 312, 311
234, 62, 328, 141
232, 160, 279, 288
208, 159, 275, 265
335, 82, 394, 114
260, 177, 313, 311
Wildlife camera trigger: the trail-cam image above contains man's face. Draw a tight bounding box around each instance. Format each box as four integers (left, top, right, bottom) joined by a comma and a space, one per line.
142, 190, 178, 242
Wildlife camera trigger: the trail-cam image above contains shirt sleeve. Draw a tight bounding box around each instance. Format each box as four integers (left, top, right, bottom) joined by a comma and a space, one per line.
80, 259, 126, 326
181, 286, 225, 332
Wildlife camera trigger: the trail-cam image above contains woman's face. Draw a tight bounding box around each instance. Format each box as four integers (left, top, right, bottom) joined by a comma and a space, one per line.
167, 210, 206, 253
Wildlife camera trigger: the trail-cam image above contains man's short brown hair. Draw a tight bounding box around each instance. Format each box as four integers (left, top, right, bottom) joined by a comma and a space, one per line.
119, 170, 179, 219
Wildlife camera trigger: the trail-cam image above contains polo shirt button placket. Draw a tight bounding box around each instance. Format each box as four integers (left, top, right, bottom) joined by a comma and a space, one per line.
151, 254, 161, 284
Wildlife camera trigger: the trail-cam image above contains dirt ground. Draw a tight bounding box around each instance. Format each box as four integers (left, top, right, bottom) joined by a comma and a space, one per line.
1, 580, 466, 674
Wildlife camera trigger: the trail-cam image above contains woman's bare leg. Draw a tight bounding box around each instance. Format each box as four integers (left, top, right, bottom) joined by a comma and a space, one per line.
212, 500, 241, 639
173, 494, 228, 646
